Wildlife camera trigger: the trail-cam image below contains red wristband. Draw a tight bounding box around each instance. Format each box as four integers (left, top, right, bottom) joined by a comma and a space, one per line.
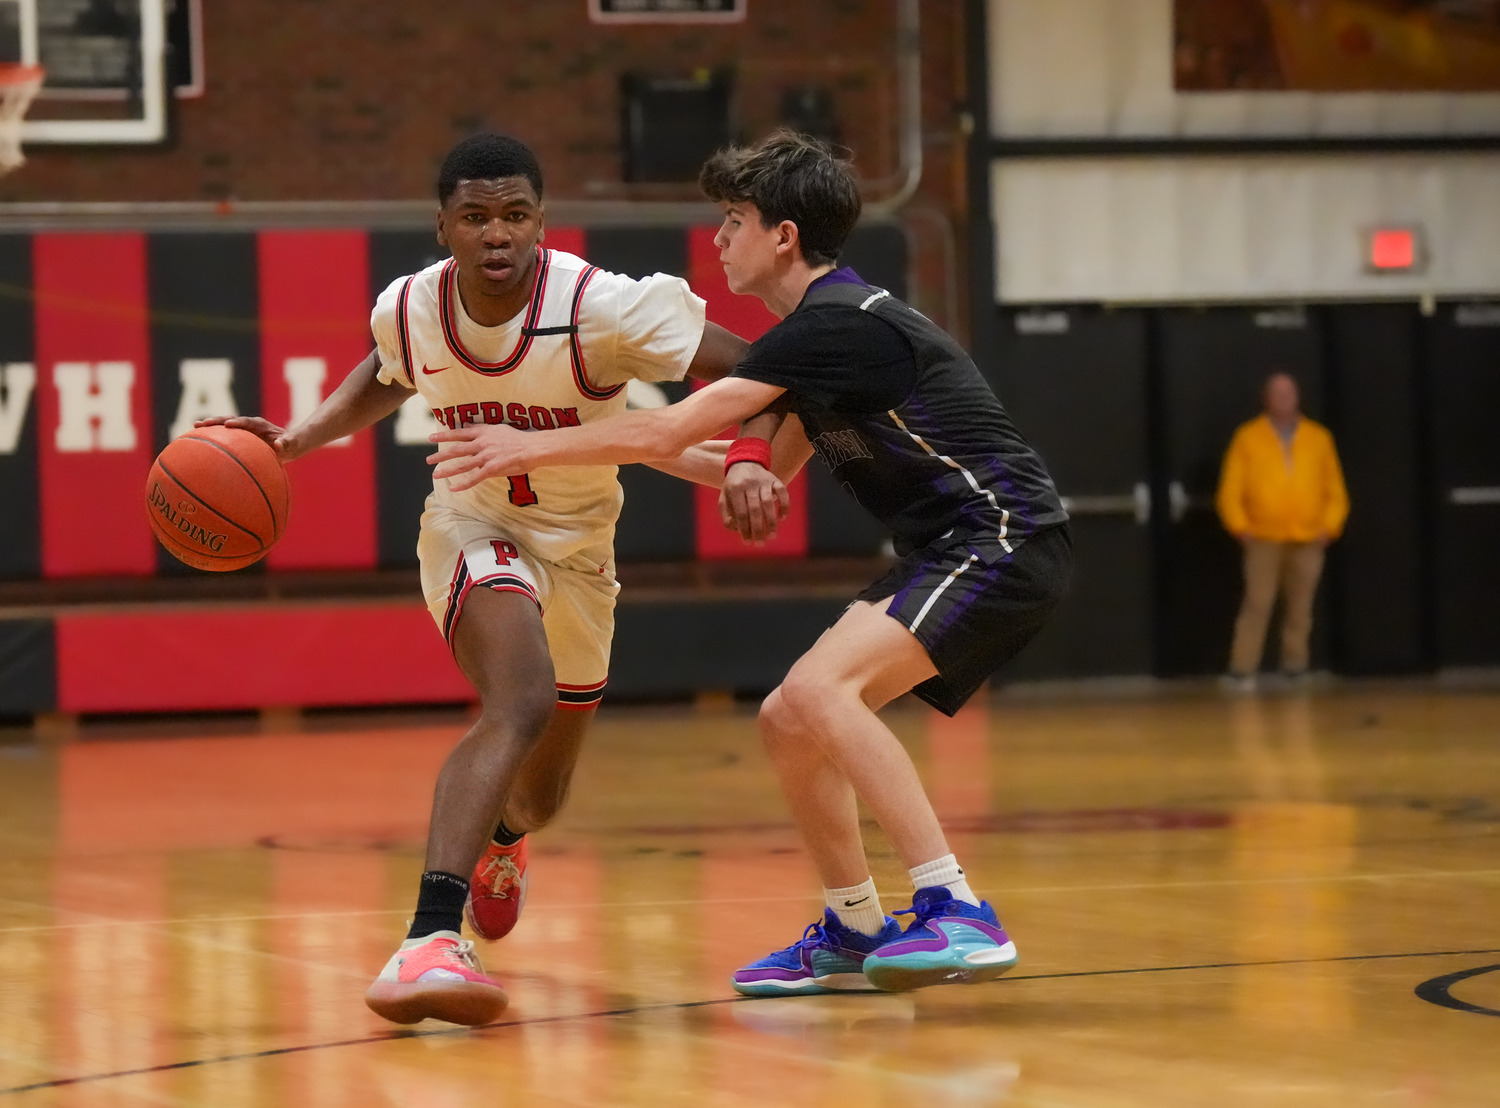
724, 437, 773, 472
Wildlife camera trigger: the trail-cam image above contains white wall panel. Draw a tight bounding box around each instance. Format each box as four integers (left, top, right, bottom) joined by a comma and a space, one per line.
989, 0, 1500, 138
993, 155, 1500, 303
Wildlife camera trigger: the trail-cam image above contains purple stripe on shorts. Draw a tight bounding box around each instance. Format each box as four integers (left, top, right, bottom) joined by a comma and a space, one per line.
930, 561, 1001, 641
887, 560, 936, 614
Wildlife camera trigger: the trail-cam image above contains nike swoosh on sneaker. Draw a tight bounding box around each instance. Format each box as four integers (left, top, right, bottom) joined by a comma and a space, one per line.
843, 896, 871, 907
421, 364, 451, 374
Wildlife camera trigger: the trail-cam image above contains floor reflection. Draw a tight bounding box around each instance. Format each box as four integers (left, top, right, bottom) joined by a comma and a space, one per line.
1231, 694, 1356, 1032
1, 689, 1498, 1106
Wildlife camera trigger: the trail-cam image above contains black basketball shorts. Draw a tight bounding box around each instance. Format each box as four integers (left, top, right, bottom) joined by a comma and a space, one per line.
856, 524, 1072, 716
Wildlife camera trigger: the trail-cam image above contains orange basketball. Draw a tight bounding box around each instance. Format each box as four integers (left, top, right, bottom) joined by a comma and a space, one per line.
144, 426, 290, 571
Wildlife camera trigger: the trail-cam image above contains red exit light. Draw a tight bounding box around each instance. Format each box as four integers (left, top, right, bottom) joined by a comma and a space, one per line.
1368, 228, 1420, 272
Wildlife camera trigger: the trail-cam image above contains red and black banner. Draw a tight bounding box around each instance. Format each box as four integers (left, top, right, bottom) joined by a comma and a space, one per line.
0, 224, 902, 581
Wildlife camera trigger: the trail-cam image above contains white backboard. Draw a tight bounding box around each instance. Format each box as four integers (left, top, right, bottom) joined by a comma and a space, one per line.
9, 0, 169, 144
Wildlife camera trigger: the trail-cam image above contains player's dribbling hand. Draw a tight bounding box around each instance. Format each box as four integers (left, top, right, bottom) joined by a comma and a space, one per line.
428, 424, 532, 492
193, 416, 299, 460
720, 462, 790, 545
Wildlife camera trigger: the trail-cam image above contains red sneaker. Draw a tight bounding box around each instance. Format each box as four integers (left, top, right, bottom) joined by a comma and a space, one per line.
364, 930, 508, 1026
465, 836, 529, 941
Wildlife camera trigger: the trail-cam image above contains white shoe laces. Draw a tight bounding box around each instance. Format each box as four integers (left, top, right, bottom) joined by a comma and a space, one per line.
478, 853, 522, 896
444, 937, 481, 970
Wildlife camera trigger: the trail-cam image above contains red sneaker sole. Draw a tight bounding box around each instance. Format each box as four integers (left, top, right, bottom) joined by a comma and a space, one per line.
364, 979, 509, 1026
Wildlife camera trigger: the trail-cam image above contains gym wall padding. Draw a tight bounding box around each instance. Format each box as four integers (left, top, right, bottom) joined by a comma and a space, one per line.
0, 235, 39, 580
0, 595, 850, 715
596, 597, 849, 700
258, 231, 379, 572
0, 619, 54, 715
0, 224, 902, 583
147, 232, 264, 578
35, 233, 158, 578
53, 605, 469, 714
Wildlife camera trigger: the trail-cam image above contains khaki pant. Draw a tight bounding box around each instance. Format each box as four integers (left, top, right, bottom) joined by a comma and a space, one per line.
1228, 540, 1325, 676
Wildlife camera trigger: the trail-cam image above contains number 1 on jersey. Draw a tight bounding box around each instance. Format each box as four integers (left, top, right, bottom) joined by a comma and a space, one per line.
507, 474, 539, 507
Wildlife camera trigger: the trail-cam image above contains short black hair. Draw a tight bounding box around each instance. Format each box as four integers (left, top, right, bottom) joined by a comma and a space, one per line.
437, 133, 543, 206
698, 129, 860, 267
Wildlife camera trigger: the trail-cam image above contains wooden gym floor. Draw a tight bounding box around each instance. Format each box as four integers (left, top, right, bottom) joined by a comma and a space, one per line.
1, 685, 1498, 1106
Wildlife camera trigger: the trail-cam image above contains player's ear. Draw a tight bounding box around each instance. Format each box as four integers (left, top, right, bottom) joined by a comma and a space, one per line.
775, 220, 800, 257
536, 204, 547, 244
435, 208, 450, 249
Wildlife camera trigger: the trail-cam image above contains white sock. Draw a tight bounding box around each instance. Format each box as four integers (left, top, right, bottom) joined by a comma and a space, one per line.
909, 854, 980, 907
824, 878, 886, 936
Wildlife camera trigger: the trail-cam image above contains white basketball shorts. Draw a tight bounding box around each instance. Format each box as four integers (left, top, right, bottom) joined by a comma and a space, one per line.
417, 501, 618, 711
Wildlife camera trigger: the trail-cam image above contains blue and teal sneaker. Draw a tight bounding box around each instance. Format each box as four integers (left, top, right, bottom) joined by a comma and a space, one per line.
861, 887, 1019, 993
731, 910, 903, 997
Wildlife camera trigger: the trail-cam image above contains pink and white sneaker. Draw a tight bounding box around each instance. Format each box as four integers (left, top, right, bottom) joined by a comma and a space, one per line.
465, 836, 529, 941
364, 930, 509, 1025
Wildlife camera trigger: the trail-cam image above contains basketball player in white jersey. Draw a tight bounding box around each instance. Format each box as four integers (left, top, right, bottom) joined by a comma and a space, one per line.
198, 134, 750, 1026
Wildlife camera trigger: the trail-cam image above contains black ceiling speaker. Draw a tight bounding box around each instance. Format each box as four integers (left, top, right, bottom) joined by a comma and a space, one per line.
622, 68, 734, 183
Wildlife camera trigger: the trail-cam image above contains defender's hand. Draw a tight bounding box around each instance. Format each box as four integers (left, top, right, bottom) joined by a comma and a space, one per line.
429, 424, 533, 492
719, 461, 790, 545
193, 416, 299, 461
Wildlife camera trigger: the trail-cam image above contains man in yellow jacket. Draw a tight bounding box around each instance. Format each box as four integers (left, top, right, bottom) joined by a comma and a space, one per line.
1216, 372, 1349, 685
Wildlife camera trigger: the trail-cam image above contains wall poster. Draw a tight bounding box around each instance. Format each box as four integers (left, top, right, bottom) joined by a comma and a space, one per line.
1175, 0, 1500, 90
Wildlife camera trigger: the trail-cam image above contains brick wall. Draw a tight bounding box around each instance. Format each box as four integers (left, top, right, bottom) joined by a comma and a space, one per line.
5, 0, 974, 337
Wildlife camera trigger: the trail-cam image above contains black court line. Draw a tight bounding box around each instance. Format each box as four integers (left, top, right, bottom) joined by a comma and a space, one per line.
1001, 947, 1500, 983
1413, 963, 1500, 1018
5, 947, 1498, 1096
0, 997, 747, 1096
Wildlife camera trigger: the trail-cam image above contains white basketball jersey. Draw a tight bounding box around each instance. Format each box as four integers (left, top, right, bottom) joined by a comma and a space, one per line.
372, 248, 706, 563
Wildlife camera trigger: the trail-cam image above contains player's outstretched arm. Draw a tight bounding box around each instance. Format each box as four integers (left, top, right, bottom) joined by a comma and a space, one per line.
645, 440, 731, 487
196, 349, 413, 462
684, 321, 751, 383
429, 376, 784, 491
643, 407, 809, 493
719, 413, 813, 543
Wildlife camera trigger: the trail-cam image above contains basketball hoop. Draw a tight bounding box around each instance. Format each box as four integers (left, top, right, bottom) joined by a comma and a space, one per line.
0, 64, 45, 175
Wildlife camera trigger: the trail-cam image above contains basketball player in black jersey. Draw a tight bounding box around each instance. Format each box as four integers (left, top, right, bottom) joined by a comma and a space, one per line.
429, 130, 1071, 994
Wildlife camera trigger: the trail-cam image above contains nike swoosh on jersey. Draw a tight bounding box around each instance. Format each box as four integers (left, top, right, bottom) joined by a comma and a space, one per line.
421, 364, 451, 375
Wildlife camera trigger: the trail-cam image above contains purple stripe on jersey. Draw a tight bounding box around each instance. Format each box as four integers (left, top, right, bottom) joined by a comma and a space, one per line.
988, 467, 1040, 531
892, 393, 1046, 535
808, 267, 868, 292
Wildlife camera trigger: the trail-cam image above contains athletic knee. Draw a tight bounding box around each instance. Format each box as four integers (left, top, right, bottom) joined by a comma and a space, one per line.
476, 684, 556, 748
759, 687, 805, 743
767, 672, 842, 734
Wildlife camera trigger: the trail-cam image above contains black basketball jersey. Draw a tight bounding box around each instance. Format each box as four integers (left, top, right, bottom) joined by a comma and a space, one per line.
732, 271, 1068, 559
